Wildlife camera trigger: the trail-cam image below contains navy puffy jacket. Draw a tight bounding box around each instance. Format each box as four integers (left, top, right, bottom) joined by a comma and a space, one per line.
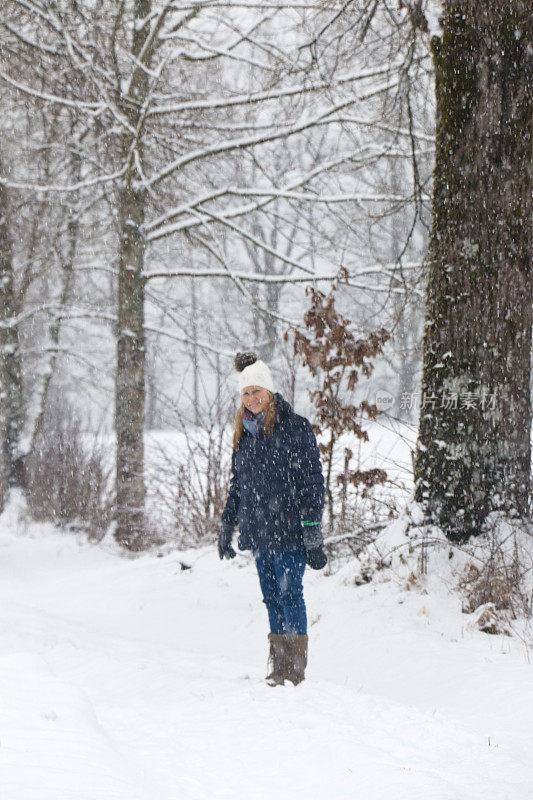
221, 393, 325, 552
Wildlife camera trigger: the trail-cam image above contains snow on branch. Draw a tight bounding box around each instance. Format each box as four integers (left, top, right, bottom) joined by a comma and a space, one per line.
189, 207, 315, 275
143, 321, 235, 357
226, 189, 429, 203
188, 227, 304, 328
0, 168, 129, 194
146, 83, 400, 192
145, 142, 417, 241
143, 262, 422, 286
147, 61, 406, 117
0, 68, 104, 114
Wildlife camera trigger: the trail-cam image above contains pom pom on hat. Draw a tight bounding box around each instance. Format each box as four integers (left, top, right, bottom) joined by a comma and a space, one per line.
234, 352, 275, 394
234, 352, 258, 372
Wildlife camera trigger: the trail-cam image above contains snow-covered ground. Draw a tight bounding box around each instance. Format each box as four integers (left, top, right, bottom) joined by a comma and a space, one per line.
1, 495, 532, 800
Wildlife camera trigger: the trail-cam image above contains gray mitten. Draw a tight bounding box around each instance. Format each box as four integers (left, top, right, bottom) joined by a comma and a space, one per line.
302, 520, 323, 550
218, 522, 236, 560
306, 547, 327, 570
302, 521, 327, 570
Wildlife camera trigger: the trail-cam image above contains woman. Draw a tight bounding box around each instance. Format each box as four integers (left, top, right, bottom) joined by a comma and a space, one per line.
218, 352, 327, 686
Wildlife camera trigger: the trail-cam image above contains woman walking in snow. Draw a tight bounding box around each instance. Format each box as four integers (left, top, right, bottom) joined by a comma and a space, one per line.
218, 353, 327, 686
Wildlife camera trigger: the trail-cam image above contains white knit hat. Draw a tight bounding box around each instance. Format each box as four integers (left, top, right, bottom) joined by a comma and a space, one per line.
237, 359, 275, 394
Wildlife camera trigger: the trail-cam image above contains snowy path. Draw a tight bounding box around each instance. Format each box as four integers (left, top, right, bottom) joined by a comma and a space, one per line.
1, 519, 532, 800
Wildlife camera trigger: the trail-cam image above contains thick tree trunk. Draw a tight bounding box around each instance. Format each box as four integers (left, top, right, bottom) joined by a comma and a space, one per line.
0, 160, 24, 489
115, 180, 147, 549
0, 174, 8, 506
415, 2, 532, 539
0, 386, 6, 511
114, 0, 150, 550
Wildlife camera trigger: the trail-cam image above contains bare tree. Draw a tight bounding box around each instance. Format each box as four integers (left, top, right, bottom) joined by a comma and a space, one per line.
1, 0, 434, 546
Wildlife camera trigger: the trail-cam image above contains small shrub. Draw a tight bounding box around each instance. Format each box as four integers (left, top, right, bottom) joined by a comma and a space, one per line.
25, 400, 114, 539
458, 523, 531, 620
147, 416, 233, 548
288, 278, 390, 533
466, 603, 512, 636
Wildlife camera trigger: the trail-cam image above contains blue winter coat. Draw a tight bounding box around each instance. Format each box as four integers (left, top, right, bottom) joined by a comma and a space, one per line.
221, 393, 325, 552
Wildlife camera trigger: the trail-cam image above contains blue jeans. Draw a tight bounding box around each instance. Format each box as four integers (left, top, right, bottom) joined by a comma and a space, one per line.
254, 550, 307, 635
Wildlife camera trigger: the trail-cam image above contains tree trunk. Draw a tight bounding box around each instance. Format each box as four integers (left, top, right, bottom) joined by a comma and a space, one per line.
115, 181, 147, 549
114, 0, 150, 550
0, 157, 24, 489
28, 147, 80, 457
415, 1, 532, 540
0, 382, 6, 512
0, 170, 8, 507
191, 277, 200, 426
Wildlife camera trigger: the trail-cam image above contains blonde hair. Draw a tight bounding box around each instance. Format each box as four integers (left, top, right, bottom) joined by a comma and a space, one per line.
233, 392, 276, 450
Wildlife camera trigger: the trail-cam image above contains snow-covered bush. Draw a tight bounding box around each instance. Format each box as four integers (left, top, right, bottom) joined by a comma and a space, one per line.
145, 422, 233, 548
465, 603, 512, 637
457, 514, 533, 621
24, 400, 113, 539
340, 504, 532, 633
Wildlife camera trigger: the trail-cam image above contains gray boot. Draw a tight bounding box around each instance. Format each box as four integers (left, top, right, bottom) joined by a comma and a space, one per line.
266, 633, 286, 686
283, 634, 308, 685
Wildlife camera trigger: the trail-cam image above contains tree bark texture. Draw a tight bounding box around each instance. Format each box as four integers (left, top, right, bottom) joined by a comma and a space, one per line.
28, 149, 80, 458
0, 387, 6, 512
415, 1, 532, 539
114, 0, 150, 550
0, 161, 24, 488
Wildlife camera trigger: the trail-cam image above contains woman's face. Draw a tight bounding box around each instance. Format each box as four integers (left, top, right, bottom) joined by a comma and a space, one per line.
241, 385, 271, 414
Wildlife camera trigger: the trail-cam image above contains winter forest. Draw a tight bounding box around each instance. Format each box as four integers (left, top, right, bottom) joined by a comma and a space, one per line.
0, 1, 532, 798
